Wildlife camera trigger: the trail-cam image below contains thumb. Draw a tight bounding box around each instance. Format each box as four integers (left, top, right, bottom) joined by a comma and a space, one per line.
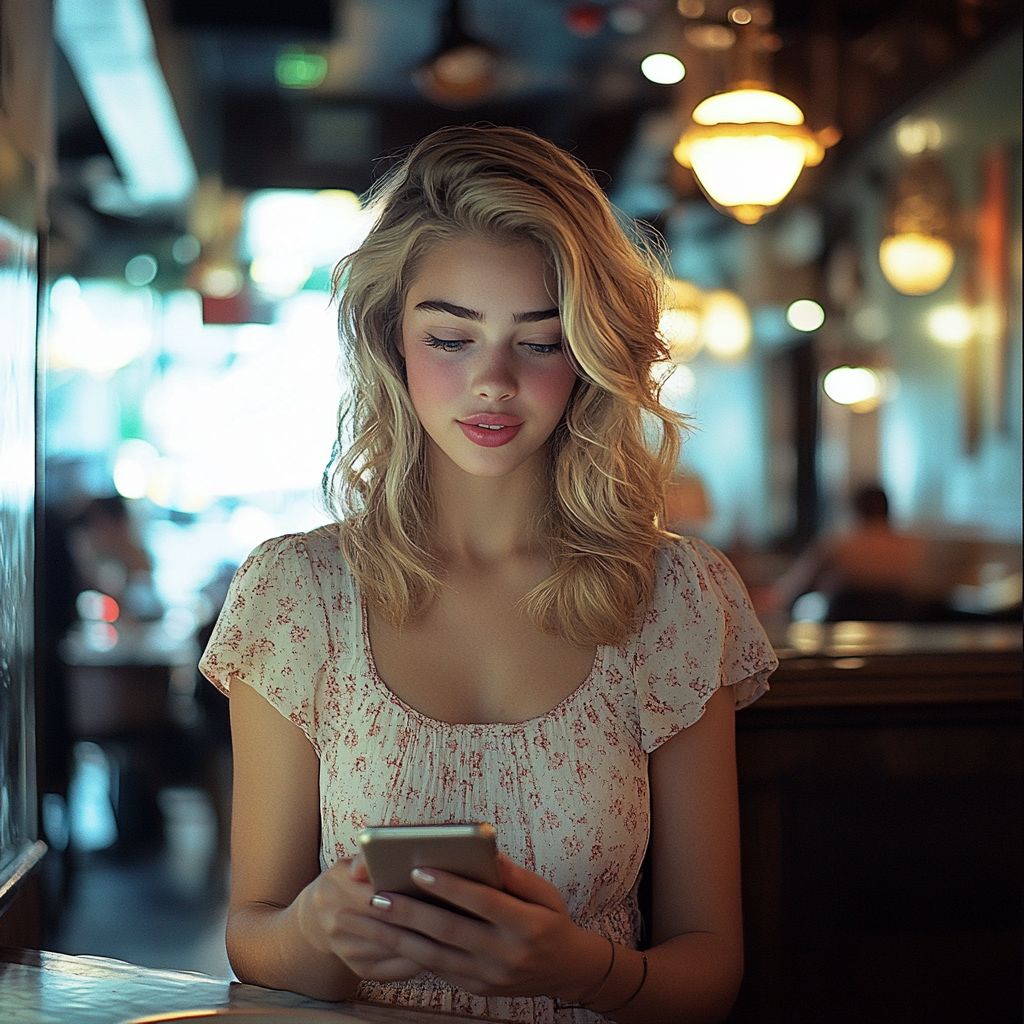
496, 853, 566, 913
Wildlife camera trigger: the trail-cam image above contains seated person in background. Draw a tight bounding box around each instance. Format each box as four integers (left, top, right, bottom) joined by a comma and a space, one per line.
200, 125, 777, 1023
770, 485, 929, 622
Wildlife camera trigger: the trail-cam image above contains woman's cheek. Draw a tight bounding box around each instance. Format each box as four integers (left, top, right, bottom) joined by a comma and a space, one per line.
406, 354, 465, 409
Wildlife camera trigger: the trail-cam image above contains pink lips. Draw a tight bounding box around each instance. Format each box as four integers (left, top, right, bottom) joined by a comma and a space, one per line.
457, 414, 524, 448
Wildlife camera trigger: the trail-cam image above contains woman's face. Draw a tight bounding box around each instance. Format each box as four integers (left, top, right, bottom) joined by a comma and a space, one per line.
398, 235, 577, 481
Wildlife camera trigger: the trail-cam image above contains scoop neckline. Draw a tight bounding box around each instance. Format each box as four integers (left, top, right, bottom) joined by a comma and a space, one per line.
358, 593, 605, 731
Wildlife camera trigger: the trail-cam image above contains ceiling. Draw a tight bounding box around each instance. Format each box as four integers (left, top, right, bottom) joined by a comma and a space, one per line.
49, 0, 1021, 278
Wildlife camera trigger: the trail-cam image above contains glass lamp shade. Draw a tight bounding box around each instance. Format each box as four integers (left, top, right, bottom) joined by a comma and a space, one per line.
674, 86, 825, 224
878, 232, 955, 295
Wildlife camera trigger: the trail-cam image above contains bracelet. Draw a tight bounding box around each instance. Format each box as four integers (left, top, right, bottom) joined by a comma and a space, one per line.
554, 934, 616, 1009
601, 952, 648, 1015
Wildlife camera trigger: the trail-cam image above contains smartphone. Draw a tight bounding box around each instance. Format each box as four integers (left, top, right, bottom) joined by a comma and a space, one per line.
356, 823, 500, 912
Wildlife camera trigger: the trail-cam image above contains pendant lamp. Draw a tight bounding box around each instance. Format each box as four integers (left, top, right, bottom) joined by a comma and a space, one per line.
674, 81, 827, 224
414, 0, 499, 108
878, 154, 957, 296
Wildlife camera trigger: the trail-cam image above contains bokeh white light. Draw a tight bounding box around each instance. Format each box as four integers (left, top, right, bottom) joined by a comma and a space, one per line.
823, 366, 882, 409
926, 304, 973, 347
786, 298, 825, 332
641, 53, 685, 85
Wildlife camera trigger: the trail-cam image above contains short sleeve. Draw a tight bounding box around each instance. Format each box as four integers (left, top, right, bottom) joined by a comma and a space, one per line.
198, 532, 332, 748
632, 537, 777, 753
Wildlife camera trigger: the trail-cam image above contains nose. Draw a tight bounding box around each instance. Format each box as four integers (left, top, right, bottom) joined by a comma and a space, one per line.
473, 348, 517, 401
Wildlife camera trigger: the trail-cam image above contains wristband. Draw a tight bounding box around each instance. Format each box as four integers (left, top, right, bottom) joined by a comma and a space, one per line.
554, 933, 616, 1010
602, 952, 648, 1015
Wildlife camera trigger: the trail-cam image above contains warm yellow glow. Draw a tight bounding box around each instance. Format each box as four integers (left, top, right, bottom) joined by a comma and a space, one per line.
660, 278, 705, 361
926, 304, 973, 347
659, 308, 703, 361
199, 264, 244, 298
684, 135, 808, 219
675, 86, 825, 223
786, 298, 825, 332
879, 232, 955, 295
895, 117, 942, 155
701, 289, 751, 358
823, 366, 882, 411
692, 88, 804, 126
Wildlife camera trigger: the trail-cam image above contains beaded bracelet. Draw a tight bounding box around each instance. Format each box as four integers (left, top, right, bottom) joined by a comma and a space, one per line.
601, 952, 648, 1016
554, 934, 616, 1010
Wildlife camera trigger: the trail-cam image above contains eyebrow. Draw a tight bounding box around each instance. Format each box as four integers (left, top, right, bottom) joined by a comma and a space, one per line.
414, 299, 560, 324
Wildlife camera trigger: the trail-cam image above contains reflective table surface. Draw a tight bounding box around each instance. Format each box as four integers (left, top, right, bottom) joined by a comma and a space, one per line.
0, 948, 470, 1024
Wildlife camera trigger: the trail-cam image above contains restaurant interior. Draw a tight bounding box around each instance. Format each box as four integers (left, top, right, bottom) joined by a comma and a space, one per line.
0, 1, 1021, 1022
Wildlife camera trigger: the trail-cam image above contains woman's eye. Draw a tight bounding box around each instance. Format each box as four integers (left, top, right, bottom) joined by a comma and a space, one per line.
524, 341, 563, 355
424, 335, 467, 352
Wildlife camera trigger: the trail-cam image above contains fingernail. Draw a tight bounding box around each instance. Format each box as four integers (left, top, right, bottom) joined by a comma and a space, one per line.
411, 868, 436, 885
370, 895, 392, 910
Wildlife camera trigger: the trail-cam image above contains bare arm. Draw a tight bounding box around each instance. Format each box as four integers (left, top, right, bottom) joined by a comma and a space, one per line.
599, 683, 745, 1023
228, 677, 450, 1003
226, 675, 360, 998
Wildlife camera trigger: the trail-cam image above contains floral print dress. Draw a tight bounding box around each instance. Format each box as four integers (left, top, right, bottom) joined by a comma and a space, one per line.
200, 525, 776, 1023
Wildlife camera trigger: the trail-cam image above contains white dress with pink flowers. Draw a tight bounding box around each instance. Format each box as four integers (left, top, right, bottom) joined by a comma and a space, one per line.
200, 525, 776, 1023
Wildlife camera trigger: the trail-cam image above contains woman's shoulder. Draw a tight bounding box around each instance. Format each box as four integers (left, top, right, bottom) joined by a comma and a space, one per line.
239, 524, 347, 578
652, 534, 746, 600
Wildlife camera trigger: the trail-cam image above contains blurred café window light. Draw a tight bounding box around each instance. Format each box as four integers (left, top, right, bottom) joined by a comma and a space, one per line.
677, 0, 705, 18
47, 278, 154, 376
655, 360, 697, 404
641, 53, 685, 85
242, 189, 371, 272
249, 254, 314, 298
113, 438, 161, 500
701, 289, 751, 359
895, 117, 943, 156
786, 298, 825, 332
143, 296, 340, 507
822, 365, 883, 412
926, 304, 974, 347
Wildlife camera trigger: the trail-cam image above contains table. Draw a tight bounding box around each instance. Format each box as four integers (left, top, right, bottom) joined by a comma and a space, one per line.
0, 948, 472, 1024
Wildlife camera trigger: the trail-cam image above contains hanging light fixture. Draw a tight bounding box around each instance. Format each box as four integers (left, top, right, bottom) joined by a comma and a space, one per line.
673, 7, 837, 224
878, 154, 957, 296
414, 0, 500, 108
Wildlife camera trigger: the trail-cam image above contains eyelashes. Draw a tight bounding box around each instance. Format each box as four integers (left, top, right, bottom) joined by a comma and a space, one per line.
423, 335, 564, 355
423, 335, 466, 352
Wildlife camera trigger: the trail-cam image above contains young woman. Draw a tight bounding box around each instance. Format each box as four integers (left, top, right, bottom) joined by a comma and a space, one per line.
200, 125, 777, 1023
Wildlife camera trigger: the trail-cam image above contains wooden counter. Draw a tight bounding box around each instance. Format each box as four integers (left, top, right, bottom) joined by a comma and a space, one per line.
729, 621, 1022, 1024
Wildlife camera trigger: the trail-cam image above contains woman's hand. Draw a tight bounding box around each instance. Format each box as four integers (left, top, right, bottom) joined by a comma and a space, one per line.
294, 854, 425, 982
360, 852, 611, 1001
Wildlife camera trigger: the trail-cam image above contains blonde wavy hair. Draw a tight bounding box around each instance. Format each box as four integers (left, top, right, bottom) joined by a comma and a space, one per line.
326, 124, 685, 647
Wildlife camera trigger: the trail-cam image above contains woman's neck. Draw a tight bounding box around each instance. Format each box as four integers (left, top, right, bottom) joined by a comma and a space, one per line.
427, 449, 550, 564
